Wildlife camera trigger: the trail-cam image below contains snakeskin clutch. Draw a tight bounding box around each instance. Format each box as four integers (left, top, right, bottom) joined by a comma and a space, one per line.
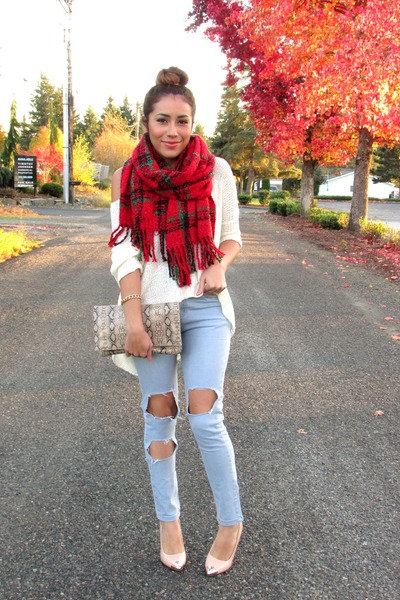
93, 302, 182, 356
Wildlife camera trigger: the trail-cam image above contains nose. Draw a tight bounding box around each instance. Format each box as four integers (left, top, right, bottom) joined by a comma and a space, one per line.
167, 122, 178, 137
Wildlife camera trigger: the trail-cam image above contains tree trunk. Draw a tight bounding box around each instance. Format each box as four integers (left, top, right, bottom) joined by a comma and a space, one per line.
246, 164, 255, 194
300, 155, 317, 215
349, 127, 373, 231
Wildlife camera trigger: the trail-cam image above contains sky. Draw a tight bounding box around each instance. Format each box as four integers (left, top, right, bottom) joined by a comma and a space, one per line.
0, 0, 227, 136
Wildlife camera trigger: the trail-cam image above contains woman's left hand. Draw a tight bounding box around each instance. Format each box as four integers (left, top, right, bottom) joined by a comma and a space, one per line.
196, 262, 227, 296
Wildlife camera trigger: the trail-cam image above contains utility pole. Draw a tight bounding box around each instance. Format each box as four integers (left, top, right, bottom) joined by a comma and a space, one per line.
61, 0, 74, 204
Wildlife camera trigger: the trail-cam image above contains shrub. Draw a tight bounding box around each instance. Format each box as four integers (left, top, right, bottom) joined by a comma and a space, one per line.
317, 195, 352, 201
0, 228, 41, 262
270, 190, 291, 201
317, 195, 394, 202
309, 208, 349, 229
359, 218, 400, 246
238, 193, 252, 204
277, 200, 300, 216
0, 166, 13, 188
40, 182, 63, 198
337, 212, 350, 228
22, 187, 35, 196
269, 198, 300, 216
269, 199, 278, 213
276, 201, 287, 216
257, 189, 270, 205
95, 180, 110, 190
0, 187, 17, 199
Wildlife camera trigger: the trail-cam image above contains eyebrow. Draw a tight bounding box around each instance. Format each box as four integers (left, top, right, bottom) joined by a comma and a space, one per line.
155, 112, 191, 118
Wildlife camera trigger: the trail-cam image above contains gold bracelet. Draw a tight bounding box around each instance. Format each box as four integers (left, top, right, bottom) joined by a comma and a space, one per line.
121, 293, 141, 305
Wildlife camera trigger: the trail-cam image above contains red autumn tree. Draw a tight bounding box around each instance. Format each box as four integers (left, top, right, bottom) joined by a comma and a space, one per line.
33, 145, 63, 185
189, 0, 400, 228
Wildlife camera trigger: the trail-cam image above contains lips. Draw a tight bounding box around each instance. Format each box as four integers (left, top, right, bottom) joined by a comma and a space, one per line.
162, 141, 181, 148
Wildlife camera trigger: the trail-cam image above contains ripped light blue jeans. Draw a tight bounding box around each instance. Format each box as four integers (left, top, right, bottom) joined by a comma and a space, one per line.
133, 295, 243, 526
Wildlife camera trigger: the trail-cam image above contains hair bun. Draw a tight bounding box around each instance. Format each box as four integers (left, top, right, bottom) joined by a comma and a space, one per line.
156, 67, 189, 87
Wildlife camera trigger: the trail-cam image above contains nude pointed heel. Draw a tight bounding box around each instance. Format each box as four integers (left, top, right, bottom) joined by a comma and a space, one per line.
160, 523, 187, 572
205, 522, 243, 576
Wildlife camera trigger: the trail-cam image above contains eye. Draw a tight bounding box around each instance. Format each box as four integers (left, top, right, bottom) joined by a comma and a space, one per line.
156, 117, 168, 124
178, 119, 190, 125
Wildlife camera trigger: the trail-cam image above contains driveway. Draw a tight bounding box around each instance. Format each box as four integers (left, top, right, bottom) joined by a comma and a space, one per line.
1, 207, 399, 599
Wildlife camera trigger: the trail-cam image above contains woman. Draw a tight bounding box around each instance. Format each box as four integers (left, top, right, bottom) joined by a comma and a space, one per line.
109, 67, 243, 576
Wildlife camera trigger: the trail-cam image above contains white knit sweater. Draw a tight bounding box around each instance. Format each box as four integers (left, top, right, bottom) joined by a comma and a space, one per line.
110, 156, 242, 375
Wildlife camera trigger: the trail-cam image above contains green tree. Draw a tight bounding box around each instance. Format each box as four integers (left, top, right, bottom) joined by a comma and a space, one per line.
101, 97, 121, 124
0, 125, 6, 154
371, 145, 400, 193
1, 100, 20, 169
119, 96, 135, 129
314, 165, 327, 196
210, 85, 292, 193
74, 106, 101, 150
194, 122, 208, 144
18, 117, 34, 151
29, 73, 63, 138
49, 102, 60, 146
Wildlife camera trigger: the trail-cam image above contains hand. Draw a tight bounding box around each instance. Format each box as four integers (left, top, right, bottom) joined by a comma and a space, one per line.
196, 262, 227, 296
124, 328, 153, 361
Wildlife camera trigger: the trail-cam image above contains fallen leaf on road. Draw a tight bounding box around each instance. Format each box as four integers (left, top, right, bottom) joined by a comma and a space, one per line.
342, 283, 350, 288
384, 317, 394, 321
391, 334, 400, 341
297, 429, 308, 435
374, 410, 384, 417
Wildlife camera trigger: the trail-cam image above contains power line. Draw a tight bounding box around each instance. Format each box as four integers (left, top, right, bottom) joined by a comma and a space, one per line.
57, 0, 72, 13
56, 0, 69, 13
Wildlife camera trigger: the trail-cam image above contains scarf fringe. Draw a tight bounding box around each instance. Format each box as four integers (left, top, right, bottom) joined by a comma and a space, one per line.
196, 238, 224, 269
140, 220, 157, 262
167, 240, 225, 288
108, 225, 129, 247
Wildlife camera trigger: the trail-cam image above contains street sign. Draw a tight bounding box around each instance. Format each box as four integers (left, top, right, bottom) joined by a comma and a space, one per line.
14, 155, 37, 189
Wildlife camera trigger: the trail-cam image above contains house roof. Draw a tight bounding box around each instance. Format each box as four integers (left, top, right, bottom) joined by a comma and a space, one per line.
325, 169, 354, 180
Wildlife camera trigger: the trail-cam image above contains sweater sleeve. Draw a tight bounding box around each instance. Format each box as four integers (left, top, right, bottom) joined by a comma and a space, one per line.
110, 200, 143, 284
215, 157, 242, 246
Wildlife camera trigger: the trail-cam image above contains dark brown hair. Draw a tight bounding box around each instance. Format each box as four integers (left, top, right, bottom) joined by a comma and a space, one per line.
142, 67, 196, 123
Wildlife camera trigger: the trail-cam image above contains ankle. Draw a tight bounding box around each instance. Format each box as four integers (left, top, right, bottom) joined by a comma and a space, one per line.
160, 520, 185, 554
210, 523, 242, 560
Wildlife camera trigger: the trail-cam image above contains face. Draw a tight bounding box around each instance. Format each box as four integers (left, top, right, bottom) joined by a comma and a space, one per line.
145, 94, 193, 168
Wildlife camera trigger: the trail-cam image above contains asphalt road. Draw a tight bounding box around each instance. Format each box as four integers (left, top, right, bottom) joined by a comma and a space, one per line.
28, 200, 400, 231
1, 208, 399, 599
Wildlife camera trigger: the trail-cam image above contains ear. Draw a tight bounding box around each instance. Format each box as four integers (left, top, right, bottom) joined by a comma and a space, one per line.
142, 117, 148, 132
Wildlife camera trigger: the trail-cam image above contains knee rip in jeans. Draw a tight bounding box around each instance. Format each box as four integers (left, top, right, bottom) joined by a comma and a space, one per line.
146, 392, 178, 461
146, 391, 178, 418
147, 439, 177, 461
188, 388, 218, 415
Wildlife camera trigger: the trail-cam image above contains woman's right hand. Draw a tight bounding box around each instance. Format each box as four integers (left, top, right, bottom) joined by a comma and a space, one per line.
125, 327, 153, 361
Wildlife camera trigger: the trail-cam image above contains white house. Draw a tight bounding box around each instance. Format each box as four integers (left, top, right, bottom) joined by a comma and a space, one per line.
318, 171, 396, 199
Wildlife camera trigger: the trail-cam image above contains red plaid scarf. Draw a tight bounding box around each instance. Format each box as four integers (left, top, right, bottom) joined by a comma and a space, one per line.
109, 133, 224, 287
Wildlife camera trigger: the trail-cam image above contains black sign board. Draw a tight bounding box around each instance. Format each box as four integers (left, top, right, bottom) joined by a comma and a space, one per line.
14, 155, 37, 188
